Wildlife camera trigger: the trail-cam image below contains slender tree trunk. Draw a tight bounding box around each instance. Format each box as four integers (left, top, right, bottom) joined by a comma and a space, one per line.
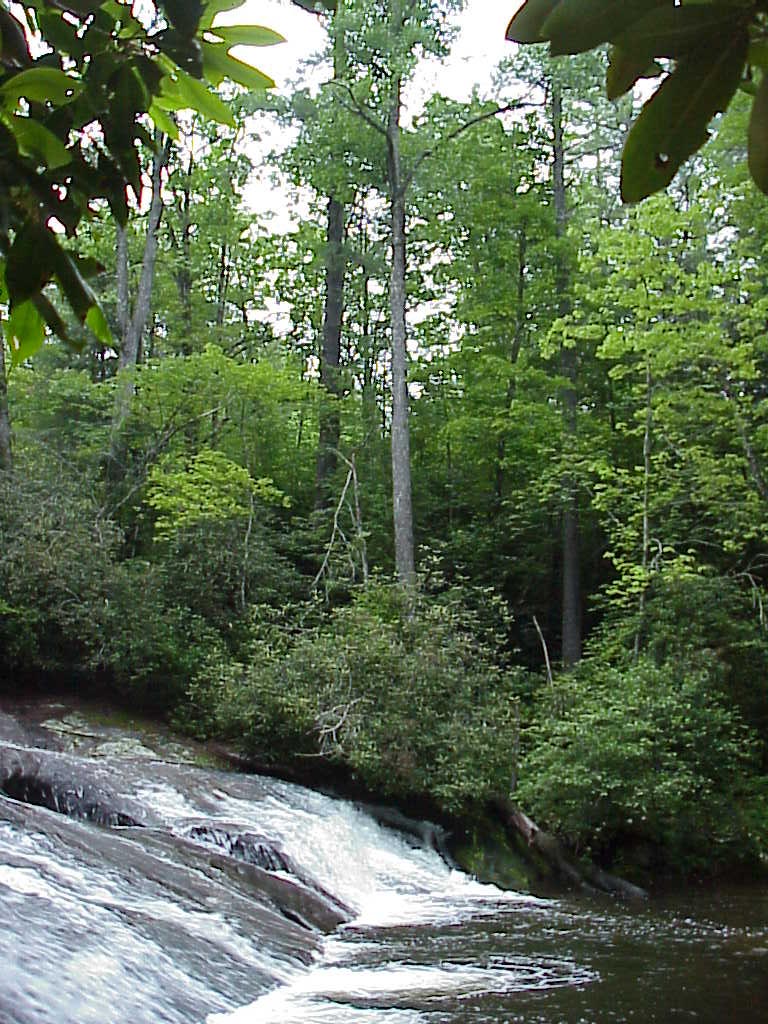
108, 135, 170, 479
0, 338, 12, 472
116, 222, 129, 343
387, 76, 415, 585
216, 242, 229, 327
315, 14, 348, 509
634, 356, 653, 660
315, 195, 345, 507
119, 136, 169, 372
177, 152, 193, 347
496, 226, 528, 503
553, 78, 582, 668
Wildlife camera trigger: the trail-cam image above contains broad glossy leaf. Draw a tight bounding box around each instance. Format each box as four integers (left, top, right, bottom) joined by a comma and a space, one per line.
613, 5, 747, 61
6, 300, 45, 368
32, 292, 71, 344
0, 67, 82, 105
748, 73, 768, 194
606, 47, 662, 101
748, 41, 768, 72
202, 42, 274, 91
170, 69, 235, 126
543, 0, 667, 57
621, 31, 748, 203
506, 0, 560, 44
153, 29, 204, 78
5, 225, 51, 306
161, 0, 205, 37
50, 241, 100, 324
0, 8, 32, 67
200, 0, 248, 31
148, 99, 179, 139
85, 303, 112, 346
9, 116, 71, 168
207, 25, 285, 48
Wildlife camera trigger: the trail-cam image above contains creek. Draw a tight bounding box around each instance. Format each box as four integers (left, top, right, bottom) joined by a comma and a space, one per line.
0, 701, 766, 1023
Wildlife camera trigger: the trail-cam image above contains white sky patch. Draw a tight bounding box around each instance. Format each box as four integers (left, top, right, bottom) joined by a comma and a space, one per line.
232, 1, 524, 227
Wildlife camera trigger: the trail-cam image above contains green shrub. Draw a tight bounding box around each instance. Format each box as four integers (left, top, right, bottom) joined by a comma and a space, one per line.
185, 582, 527, 812
518, 656, 766, 873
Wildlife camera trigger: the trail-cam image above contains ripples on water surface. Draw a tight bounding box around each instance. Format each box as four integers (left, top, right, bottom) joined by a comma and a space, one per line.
0, 706, 766, 1024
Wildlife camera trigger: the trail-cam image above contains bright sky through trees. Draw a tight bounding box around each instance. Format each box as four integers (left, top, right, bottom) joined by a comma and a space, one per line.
230, 0, 516, 100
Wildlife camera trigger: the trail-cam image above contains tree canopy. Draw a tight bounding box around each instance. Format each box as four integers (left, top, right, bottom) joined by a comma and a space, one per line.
0, 0, 280, 362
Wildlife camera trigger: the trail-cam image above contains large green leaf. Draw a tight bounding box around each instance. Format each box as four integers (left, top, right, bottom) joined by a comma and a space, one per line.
606, 47, 662, 102
0, 67, 82, 105
200, 0, 248, 31
165, 69, 235, 126
148, 99, 180, 139
207, 25, 285, 48
506, 0, 560, 44
621, 31, 748, 203
6, 300, 45, 368
7, 115, 71, 168
202, 42, 274, 91
613, 5, 748, 62
161, 0, 205, 37
748, 73, 768, 195
86, 302, 113, 346
5, 225, 51, 306
543, 0, 670, 57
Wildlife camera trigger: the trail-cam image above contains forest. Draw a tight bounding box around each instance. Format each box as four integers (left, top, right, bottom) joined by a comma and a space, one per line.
1, 0, 767, 886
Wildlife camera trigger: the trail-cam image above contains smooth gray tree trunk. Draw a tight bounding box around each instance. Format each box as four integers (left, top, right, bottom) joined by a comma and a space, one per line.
386, 77, 415, 585
553, 79, 582, 668
0, 338, 12, 472
108, 135, 170, 480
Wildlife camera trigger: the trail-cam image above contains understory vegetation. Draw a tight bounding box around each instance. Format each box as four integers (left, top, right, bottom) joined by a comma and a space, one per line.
2, 1, 768, 883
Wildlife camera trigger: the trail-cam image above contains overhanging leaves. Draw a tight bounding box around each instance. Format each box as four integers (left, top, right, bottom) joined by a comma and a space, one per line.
506, 0, 560, 44
621, 31, 748, 203
748, 73, 768, 195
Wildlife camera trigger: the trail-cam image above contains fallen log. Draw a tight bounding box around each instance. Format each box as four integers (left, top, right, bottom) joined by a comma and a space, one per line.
493, 798, 648, 901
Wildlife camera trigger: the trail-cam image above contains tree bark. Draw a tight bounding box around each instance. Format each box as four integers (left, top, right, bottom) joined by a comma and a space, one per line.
116, 222, 129, 343
315, 14, 348, 509
0, 337, 12, 472
108, 135, 170, 480
119, 136, 169, 371
315, 195, 345, 508
552, 78, 582, 668
387, 76, 415, 585
174, 147, 194, 349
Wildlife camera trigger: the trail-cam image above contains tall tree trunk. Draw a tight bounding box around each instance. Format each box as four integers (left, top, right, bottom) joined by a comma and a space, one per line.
553, 77, 582, 668
0, 337, 12, 472
315, 15, 348, 509
108, 135, 170, 479
116, 222, 129, 343
634, 356, 653, 660
119, 135, 169, 372
315, 195, 345, 508
387, 75, 415, 585
496, 225, 528, 503
216, 242, 229, 327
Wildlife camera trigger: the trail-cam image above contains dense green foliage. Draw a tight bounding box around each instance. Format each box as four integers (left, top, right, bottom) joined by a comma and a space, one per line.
184, 582, 525, 810
1, 1, 767, 880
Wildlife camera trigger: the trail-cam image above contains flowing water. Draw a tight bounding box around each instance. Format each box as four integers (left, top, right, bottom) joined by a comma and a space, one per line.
0, 703, 767, 1024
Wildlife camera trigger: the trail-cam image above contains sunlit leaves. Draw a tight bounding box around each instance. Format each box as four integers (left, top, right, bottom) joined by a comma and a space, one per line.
0, 67, 82, 105
5, 302, 45, 369
147, 448, 287, 539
